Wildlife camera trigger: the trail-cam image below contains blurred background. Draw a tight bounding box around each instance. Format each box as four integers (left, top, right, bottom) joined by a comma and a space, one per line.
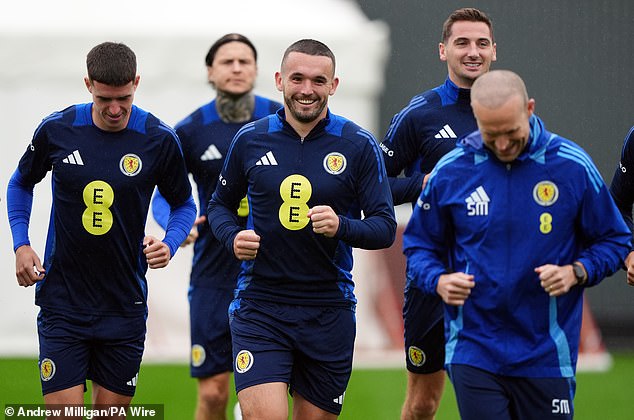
1, 0, 633, 366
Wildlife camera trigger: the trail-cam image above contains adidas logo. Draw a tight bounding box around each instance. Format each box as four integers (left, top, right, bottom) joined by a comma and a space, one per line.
201, 144, 223, 161
255, 151, 278, 166
62, 150, 84, 165
333, 392, 345, 405
127, 372, 139, 387
434, 124, 457, 139
466, 186, 490, 216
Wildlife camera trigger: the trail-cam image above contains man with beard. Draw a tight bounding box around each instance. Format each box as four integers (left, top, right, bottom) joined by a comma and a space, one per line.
207, 39, 396, 419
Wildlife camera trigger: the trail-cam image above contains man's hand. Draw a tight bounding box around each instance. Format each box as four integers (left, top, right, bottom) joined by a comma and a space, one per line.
307, 205, 339, 238
535, 263, 577, 296
144, 235, 171, 269
422, 173, 430, 190
233, 230, 260, 260
436, 272, 475, 306
15, 245, 45, 287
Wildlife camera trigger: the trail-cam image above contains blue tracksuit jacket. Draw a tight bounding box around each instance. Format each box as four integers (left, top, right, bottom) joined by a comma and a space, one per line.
403, 115, 630, 378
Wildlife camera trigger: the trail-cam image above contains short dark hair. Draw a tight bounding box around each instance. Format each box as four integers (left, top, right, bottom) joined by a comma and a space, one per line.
205, 33, 258, 66
86, 42, 137, 86
281, 39, 336, 74
441, 8, 494, 43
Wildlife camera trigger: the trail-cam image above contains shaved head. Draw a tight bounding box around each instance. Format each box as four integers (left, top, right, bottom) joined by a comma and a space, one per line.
471, 70, 535, 162
471, 70, 528, 109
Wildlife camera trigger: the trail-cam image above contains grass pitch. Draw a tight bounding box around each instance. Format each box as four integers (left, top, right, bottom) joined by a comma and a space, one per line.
1, 354, 632, 419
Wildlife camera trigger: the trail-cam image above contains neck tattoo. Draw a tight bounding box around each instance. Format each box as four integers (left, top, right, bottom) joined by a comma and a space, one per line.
215, 91, 255, 123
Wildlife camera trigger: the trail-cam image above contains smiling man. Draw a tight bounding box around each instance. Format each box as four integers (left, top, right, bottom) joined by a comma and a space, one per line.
403, 69, 630, 420
207, 39, 396, 419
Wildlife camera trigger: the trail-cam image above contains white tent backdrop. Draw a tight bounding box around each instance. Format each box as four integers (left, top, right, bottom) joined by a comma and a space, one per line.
0, 0, 400, 364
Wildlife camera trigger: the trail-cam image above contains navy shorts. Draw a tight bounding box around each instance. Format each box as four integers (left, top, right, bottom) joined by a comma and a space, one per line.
402, 286, 444, 373
229, 298, 356, 415
37, 309, 146, 397
189, 285, 234, 377
448, 364, 576, 420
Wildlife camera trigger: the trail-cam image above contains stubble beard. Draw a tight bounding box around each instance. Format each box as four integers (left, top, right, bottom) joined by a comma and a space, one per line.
285, 95, 326, 124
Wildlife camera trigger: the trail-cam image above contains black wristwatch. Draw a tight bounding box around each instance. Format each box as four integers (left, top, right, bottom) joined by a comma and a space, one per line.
572, 262, 587, 286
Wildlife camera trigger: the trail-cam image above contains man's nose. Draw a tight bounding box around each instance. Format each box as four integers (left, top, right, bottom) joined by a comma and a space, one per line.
496, 137, 511, 150
467, 42, 479, 57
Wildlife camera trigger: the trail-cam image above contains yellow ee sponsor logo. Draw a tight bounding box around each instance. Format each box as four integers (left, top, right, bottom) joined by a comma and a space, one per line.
279, 174, 311, 231
237, 196, 249, 217
539, 212, 553, 234
82, 180, 114, 235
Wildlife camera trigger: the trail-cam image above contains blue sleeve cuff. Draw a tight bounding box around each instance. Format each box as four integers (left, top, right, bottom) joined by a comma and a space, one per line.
162, 196, 197, 257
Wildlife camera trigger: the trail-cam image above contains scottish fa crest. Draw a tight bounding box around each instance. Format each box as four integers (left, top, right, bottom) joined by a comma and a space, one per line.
323, 152, 347, 175
120, 154, 142, 176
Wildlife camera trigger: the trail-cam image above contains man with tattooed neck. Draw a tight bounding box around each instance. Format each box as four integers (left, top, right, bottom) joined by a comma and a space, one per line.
152, 33, 281, 420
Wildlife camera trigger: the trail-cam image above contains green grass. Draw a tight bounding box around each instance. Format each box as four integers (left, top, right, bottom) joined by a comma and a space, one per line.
1, 354, 633, 419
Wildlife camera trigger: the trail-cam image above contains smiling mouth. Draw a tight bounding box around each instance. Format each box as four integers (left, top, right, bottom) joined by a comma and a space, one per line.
296, 98, 317, 106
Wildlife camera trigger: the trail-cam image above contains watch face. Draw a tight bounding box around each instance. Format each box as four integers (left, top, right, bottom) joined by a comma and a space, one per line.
573, 263, 586, 282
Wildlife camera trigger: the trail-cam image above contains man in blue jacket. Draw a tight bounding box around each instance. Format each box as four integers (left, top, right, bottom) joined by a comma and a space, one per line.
403, 70, 630, 420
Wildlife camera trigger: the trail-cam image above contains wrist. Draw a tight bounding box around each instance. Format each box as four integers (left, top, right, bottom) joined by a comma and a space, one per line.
572, 261, 588, 286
